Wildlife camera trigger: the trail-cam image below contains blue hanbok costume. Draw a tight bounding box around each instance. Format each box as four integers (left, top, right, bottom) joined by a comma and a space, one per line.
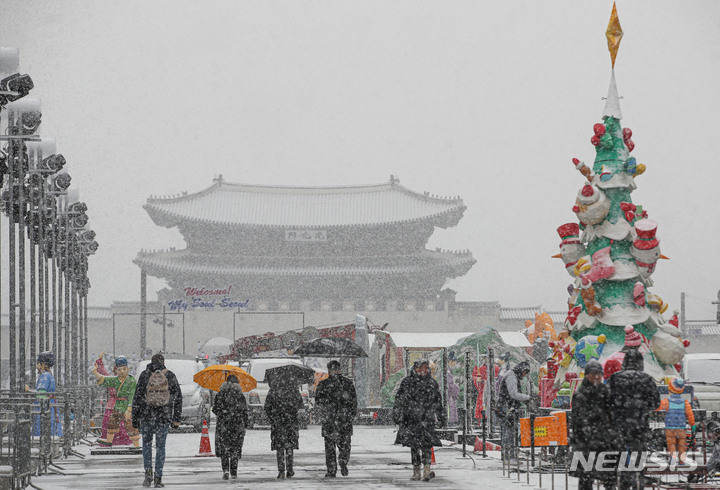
34, 371, 63, 437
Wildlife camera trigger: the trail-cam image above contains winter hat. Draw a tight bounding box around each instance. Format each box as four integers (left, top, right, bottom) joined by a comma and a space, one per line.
584, 360, 604, 375
327, 360, 341, 371
668, 377, 685, 394
499, 352, 511, 363
515, 361, 531, 376
37, 351, 55, 367
413, 358, 430, 369
114, 355, 128, 368
706, 420, 720, 435
226, 374, 239, 384
603, 358, 622, 381
624, 325, 642, 347
633, 219, 660, 250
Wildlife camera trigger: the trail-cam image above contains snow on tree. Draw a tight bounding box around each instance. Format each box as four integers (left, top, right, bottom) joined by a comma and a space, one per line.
553, 3, 689, 383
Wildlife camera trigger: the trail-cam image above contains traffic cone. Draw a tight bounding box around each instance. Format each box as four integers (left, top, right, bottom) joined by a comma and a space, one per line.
473, 436, 502, 453
473, 436, 482, 453
431, 447, 436, 465
195, 420, 214, 457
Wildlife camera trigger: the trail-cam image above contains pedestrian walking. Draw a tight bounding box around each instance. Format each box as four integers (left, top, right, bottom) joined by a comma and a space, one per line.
132, 353, 183, 488
212, 374, 249, 480
264, 377, 304, 479
608, 349, 660, 490
497, 360, 532, 465
315, 360, 357, 478
570, 360, 618, 490
392, 359, 446, 482
91, 355, 141, 447
655, 377, 695, 465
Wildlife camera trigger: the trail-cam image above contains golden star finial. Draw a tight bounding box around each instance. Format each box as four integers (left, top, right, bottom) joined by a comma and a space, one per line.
606, 3, 623, 68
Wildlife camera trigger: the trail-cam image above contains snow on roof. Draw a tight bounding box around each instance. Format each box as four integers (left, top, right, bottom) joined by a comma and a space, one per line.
498, 331, 532, 348
499, 306, 542, 320
144, 179, 465, 229
388, 331, 531, 349
134, 248, 475, 277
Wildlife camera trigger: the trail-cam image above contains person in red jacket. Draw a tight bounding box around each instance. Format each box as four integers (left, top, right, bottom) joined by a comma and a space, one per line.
655, 377, 695, 465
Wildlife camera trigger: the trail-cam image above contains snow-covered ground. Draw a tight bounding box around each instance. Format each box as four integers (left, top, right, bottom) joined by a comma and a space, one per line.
35, 425, 577, 489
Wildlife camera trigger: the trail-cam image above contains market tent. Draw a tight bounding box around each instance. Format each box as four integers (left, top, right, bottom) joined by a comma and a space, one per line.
388, 332, 472, 349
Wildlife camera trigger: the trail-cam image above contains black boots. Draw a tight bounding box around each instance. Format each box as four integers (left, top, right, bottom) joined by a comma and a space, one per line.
143, 470, 153, 487
154, 476, 164, 488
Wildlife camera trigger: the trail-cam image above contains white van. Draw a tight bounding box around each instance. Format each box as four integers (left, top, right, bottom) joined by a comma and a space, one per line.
682, 353, 720, 411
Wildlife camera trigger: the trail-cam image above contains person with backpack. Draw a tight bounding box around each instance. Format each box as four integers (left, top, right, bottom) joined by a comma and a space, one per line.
132, 353, 182, 488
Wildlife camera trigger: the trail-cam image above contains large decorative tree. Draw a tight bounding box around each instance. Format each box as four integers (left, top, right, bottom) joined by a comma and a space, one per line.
552, 4, 688, 382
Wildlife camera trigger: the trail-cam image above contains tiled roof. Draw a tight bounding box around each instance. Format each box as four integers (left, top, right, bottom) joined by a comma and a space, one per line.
499, 306, 543, 321
547, 311, 569, 324
144, 179, 465, 229
685, 320, 720, 336
499, 307, 566, 325
134, 248, 476, 277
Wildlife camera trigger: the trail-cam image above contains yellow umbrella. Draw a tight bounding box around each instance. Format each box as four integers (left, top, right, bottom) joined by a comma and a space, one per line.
193, 364, 257, 392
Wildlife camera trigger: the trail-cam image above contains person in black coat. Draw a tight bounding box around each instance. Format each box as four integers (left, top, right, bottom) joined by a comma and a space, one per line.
570, 360, 618, 490
212, 374, 248, 480
315, 360, 357, 478
132, 353, 183, 488
608, 349, 660, 490
392, 359, 445, 482
264, 377, 304, 479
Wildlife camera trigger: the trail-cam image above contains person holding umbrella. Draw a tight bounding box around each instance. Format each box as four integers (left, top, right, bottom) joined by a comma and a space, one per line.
212, 374, 249, 480
315, 360, 357, 478
264, 373, 305, 479
392, 358, 445, 482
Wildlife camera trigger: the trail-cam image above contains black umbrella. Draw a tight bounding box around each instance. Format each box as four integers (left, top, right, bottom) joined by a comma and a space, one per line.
265, 363, 316, 386
293, 337, 368, 358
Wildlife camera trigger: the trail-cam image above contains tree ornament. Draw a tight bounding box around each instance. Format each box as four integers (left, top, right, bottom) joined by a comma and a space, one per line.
572, 157, 593, 180
572, 184, 610, 225
632, 281, 646, 306
552, 223, 586, 276
619, 201, 636, 222
581, 246, 615, 283
631, 219, 663, 278
574, 334, 607, 368
580, 284, 602, 316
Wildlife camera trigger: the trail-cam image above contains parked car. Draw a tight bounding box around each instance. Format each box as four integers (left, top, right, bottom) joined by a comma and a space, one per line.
682, 353, 720, 411
135, 356, 211, 432
244, 357, 310, 429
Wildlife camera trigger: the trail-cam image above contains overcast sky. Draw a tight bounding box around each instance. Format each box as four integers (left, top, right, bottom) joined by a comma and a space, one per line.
1, 1, 719, 320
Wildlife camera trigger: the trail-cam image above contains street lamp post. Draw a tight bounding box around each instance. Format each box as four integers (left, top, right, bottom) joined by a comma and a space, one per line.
0, 47, 34, 391
2, 98, 41, 392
